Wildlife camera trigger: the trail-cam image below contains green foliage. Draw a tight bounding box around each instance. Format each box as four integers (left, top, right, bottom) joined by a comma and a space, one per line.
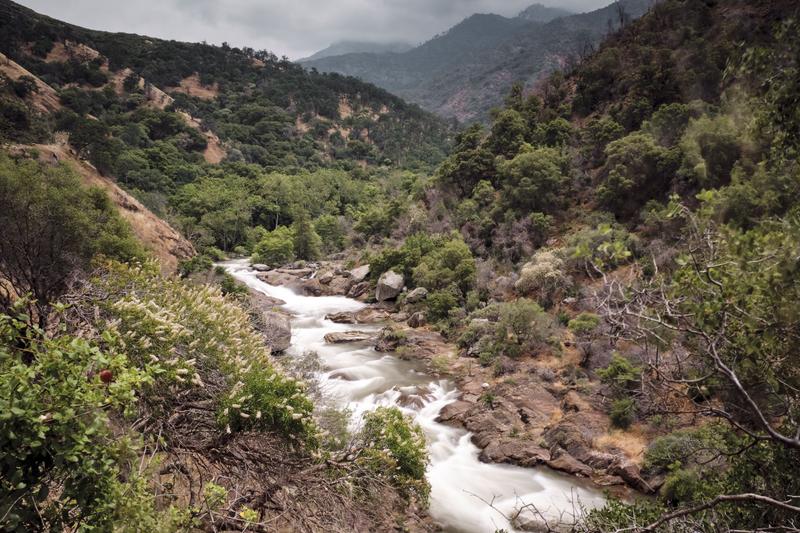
567, 312, 600, 336
567, 222, 637, 274
292, 211, 322, 261
597, 353, 641, 396
412, 238, 476, 296
598, 132, 681, 218
0, 152, 143, 322
252, 226, 295, 267
496, 145, 568, 214
435, 124, 495, 196
357, 407, 430, 502
680, 115, 744, 189
459, 300, 556, 363
93, 261, 318, 444
609, 398, 636, 429
0, 302, 183, 532
314, 214, 346, 253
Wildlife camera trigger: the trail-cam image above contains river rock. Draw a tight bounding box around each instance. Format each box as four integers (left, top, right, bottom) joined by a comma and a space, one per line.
327, 276, 353, 295
326, 312, 357, 324
349, 264, 370, 283
354, 308, 390, 323
259, 311, 292, 353
408, 312, 426, 328
318, 271, 334, 284
546, 450, 593, 477
348, 281, 370, 299
251, 263, 270, 272
376, 270, 404, 301
300, 278, 323, 296
405, 287, 428, 304
324, 331, 374, 344
436, 401, 472, 424
479, 439, 551, 467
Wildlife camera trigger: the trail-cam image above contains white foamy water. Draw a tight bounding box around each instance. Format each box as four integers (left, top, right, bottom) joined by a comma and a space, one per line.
224, 260, 605, 532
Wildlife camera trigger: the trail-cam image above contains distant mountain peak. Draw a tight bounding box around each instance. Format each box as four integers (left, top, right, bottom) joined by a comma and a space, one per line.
516, 3, 573, 23
299, 40, 414, 62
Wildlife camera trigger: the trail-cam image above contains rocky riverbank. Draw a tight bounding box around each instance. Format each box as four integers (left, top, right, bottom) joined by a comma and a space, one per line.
248, 259, 658, 498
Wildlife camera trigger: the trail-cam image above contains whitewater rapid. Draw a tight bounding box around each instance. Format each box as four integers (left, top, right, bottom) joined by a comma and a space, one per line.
224, 260, 605, 532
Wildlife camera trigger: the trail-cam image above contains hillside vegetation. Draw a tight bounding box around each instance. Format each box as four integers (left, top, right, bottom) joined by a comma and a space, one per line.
2, 0, 800, 531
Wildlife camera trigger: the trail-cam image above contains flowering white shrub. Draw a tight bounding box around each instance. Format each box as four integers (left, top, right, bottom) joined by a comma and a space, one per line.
514, 249, 572, 307
93, 261, 317, 444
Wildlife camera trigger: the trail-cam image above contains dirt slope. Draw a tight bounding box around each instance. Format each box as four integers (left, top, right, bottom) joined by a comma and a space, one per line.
0, 51, 61, 112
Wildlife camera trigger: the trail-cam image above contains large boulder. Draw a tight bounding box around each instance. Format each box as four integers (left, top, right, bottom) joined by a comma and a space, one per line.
260, 311, 292, 353
349, 264, 370, 283
405, 287, 428, 304
376, 270, 404, 301
325, 312, 357, 324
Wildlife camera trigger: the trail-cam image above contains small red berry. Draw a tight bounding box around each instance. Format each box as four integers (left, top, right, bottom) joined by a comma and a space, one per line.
99, 370, 113, 384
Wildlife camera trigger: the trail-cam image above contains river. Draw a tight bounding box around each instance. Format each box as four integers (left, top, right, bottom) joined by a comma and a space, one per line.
224, 260, 606, 532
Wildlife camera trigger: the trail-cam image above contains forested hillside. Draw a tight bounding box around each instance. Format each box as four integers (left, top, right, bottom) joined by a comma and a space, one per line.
2, 0, 800, 531
302, 0, 654, 122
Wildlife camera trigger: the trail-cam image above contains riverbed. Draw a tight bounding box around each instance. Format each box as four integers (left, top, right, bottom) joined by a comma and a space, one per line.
224, 260, 605, 532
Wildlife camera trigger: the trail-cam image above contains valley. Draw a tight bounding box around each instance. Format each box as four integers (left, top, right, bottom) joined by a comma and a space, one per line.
1, 0, 800, 531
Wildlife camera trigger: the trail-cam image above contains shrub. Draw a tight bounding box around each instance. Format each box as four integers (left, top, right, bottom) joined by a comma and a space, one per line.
93, 261, 318, 443
412, 237, 476, 296
568, 312, 600, 336
0, 153, 143, 323
598, 353, 641, 396
609, 398, 636, 429
357, 407, 429, 501
0, 301, 185, 531
660, 468, 708, 506
515, 249, 572, 307
567, 223, 638, 274
597, 132, 681, 218
252, 226, 295, 266
496, 145, 568, 214
292, 211, 322, 261
314, 214, 345, 253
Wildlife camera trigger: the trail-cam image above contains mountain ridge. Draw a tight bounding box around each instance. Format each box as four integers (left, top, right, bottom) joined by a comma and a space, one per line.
303, 0, 655, 123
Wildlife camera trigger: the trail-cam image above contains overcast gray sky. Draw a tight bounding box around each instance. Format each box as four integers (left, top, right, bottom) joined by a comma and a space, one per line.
17, 0, 613, 59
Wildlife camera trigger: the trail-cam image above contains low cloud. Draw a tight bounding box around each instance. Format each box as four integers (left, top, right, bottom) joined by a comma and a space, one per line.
18, 0, 613, 59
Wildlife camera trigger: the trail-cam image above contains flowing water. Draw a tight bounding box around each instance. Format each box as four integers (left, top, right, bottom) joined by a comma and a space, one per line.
224, 260, 605, 532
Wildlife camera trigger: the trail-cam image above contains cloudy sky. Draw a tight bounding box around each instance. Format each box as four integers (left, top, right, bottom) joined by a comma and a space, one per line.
17, 0, 613, 59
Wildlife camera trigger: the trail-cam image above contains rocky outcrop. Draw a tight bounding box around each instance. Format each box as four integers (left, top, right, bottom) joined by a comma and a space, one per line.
261, 312, 292, 353
376, 270, 404, 301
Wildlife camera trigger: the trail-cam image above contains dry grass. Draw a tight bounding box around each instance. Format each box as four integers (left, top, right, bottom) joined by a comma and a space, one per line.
594, 425, 649, 464
168, 72, 220, 100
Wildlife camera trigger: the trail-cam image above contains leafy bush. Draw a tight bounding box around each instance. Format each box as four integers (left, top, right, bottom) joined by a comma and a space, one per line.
568, 312, 600, 336
496, 145, 568, 214
515, 249, 572, 307
0, 153, 143, 322
598, 353, 641, 396
314, 214, 346, 253
597, 132, 681, 218
94, 261, 318, 443
252, 226, 295, 266
609, 398, 636, 429
356, 407, 429, 502
0, 302, 186, 531
567, 223, 638, 274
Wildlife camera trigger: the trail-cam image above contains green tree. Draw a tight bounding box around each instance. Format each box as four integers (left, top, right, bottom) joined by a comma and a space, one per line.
252, 226, 294, 266
497, 145, 568, 214
292, 211, 322, 261
0, 154, 142, 324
